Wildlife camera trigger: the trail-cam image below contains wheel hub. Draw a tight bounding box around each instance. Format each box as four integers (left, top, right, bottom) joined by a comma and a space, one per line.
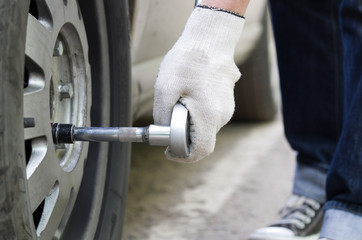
50, 29, 89, 171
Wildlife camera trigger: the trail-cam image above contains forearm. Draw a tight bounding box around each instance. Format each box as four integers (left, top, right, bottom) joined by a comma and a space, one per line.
202, 0, 250, 15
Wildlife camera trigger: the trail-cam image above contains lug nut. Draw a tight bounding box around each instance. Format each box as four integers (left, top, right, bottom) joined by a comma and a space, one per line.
53, 40, 64, 56
55, 143, 66, 150
58, 82, 73, 100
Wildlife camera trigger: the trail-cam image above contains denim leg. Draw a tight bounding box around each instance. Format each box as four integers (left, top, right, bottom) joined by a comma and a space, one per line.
293, 163, 327, 203
325, 0, 362, 214
268, 0, 344, 202
320, 209, 362, 239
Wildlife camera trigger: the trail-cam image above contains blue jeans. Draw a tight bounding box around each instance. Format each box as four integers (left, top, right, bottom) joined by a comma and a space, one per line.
269, 0, 362, 220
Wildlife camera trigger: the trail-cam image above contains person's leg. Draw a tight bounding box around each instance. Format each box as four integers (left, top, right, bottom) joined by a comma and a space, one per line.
320, 0, 362, 239
269, 0, 344, 203
249, 0, 344, 239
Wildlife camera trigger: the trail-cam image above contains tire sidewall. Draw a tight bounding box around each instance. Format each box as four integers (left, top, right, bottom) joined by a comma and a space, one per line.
0, 0, 37, 239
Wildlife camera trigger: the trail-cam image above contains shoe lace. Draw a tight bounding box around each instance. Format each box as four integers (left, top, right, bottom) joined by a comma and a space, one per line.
273, 195, 321, 229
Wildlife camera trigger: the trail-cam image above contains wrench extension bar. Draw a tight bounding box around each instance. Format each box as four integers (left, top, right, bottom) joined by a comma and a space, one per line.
52, 103, 190, 158
52, 124, 171, 146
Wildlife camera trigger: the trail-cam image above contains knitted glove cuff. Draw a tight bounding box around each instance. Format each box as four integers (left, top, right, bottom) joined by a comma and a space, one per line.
174, 6, 245, 57
196, 4, 245, 19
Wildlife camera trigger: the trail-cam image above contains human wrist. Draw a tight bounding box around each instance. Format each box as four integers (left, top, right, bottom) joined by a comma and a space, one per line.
201, 0, 249, 15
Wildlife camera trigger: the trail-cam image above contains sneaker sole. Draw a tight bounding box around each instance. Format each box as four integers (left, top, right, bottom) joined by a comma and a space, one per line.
248, 232, 320, 240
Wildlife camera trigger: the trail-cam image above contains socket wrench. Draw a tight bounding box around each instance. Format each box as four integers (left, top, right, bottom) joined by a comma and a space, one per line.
52, 103, 190, 157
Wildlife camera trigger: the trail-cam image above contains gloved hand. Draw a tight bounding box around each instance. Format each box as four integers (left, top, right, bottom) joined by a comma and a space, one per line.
153, 6, 245, 162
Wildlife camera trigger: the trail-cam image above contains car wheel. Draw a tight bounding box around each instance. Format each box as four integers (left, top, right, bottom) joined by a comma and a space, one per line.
0, 0, 131, 239
233, 8, 277, 122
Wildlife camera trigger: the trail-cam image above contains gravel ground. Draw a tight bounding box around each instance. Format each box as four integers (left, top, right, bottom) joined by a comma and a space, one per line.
122, 118, 295, 240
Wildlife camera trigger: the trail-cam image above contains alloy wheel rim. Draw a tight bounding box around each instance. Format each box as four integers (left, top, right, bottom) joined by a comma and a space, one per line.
24, 0, 91, 238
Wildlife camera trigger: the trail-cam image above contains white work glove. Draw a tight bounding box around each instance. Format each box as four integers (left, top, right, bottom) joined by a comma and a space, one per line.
153, 6, 245, 162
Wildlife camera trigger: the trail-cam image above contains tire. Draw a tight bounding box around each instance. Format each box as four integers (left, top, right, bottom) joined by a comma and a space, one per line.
0, 0, 131, 239
233, 8, 277, 122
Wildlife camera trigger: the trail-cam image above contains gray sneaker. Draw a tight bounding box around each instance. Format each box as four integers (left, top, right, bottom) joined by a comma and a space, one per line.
249, 195, 324, 240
